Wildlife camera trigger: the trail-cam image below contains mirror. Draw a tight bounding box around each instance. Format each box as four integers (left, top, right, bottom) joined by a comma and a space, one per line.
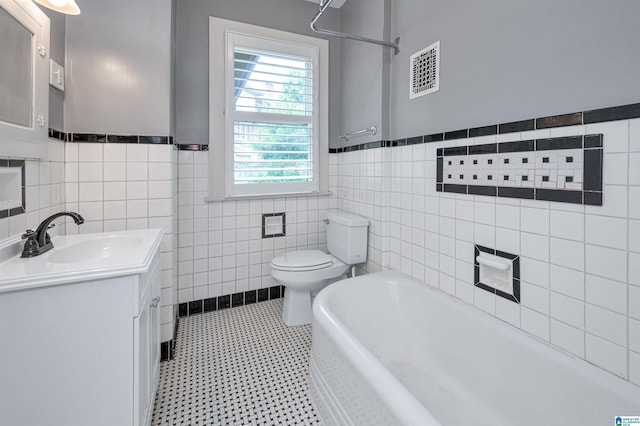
0, 6, 33, 128
0, 0, 50, 159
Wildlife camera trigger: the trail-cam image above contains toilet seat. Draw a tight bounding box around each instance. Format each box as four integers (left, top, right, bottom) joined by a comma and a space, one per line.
271, 250, 333, 272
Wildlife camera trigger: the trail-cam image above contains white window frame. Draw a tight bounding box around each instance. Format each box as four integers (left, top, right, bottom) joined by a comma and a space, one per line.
208, 17, 329, 200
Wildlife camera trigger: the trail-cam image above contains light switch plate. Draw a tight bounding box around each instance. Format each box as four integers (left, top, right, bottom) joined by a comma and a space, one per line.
49, 59, 64, 91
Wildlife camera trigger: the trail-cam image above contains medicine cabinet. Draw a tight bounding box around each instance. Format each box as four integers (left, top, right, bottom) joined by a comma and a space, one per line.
0, 0, 50, 159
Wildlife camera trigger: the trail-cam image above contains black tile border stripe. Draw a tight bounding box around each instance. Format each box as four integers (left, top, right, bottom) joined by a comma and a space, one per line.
330, 101, 640, 153
53, 102, 640, 153
584, 103, 640, 124
48, 128, 175, 145
499, 119, 535, 134
176, 144, 209, 151
469, 125, 497, 138
498, 140, 535, 153
48, 129, 66, 141
536, 112, 582, 129
445, 129, 468, 140
436, 134, 603, 206
177, 285, 285, 318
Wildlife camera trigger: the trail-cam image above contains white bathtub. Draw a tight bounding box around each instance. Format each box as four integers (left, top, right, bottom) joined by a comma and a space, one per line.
309, 271, 640, 426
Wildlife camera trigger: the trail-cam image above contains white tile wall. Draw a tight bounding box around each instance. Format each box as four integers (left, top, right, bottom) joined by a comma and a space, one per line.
0, 141, 67, 241
335, 118, 640, 385
176, 151, 336, 305
64, 142, 178, 343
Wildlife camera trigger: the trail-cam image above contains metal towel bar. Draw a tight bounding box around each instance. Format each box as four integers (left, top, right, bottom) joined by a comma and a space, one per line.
339, 126, 377, 141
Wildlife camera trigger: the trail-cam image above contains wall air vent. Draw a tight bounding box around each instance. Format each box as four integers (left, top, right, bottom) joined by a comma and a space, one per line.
409, 40, 440, 100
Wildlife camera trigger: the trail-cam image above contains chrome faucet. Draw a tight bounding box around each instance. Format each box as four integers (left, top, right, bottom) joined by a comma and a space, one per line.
21, 211, 85, 258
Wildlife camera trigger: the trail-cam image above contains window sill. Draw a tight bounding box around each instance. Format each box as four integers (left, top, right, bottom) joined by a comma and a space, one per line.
204, 191, 333, 202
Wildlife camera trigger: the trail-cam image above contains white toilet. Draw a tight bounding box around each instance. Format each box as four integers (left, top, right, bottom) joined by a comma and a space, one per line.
271, 211, 369, 326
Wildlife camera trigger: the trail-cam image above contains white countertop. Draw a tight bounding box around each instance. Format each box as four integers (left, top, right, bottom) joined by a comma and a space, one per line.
0, 228, 164, 293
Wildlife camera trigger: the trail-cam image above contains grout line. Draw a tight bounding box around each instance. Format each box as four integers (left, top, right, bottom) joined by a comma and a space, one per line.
626, 119, 631, 380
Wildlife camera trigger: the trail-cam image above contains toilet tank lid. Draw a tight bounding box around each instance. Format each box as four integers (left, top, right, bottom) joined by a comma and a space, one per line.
326, 211, 369, 227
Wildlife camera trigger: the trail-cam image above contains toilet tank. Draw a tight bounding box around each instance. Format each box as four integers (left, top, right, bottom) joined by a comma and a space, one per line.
326, 211, 369, 265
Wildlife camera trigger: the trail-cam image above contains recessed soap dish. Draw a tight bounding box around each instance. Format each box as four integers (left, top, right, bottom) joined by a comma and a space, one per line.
474, 245, 520, 303
477, 252, 513, 294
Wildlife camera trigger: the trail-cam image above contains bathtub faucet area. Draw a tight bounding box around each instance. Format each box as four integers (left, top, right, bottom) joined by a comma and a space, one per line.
21, 211, 85, 258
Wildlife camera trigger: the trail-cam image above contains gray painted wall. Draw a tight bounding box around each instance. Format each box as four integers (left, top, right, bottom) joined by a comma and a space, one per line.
64, 0, 173, 135
43, 9, 65, 132
389, 0, 640, 139
338, 0, 389, 146
175, 0, 341, 145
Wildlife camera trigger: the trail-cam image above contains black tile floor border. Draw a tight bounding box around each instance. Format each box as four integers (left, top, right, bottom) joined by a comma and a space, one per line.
177, 285, 285, 318
330, 101, 640, 153
160, 313, 181, 361
160, 340, 176, 361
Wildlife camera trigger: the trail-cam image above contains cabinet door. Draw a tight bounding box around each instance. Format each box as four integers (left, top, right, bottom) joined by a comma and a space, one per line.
149, 265, 161, 397
0, 0, 50, 159
134, 282, 151, 426
135, 255, 161, 426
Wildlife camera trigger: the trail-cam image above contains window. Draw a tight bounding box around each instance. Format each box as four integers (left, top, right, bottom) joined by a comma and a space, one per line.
209, 18, 329, 199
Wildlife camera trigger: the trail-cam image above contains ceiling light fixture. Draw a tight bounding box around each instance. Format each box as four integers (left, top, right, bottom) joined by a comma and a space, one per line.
33, 0, 81, 15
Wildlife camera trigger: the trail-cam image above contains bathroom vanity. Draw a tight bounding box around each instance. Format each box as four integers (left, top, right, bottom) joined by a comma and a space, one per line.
0, 229, 163, 426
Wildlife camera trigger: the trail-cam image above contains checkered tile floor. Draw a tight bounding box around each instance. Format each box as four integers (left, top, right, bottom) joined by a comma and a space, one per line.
151, 299, 322, 425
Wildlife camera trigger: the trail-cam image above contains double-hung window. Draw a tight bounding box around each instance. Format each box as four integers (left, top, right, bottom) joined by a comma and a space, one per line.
209, 18, 329, 199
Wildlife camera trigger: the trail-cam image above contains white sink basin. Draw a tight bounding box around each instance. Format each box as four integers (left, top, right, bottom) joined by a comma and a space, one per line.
0, 229, 163, 293
47, 236, 143, 264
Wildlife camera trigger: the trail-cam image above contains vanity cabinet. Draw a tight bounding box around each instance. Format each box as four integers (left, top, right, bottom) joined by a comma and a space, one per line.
0, 235, 162, 426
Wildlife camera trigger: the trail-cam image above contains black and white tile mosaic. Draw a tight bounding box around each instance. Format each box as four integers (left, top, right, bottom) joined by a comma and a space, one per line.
435, 134, 603, 205
151, 299, 321, 426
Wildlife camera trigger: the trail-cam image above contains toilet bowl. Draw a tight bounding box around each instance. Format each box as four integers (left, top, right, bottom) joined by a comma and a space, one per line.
270, 211, 369, 326
271, 250, 350, 326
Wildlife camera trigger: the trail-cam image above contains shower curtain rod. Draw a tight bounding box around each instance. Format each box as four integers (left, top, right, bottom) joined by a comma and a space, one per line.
310, 0, 400, 54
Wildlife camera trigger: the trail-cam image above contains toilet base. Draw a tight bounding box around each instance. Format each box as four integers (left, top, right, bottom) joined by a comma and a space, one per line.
282, 287, 313, 326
